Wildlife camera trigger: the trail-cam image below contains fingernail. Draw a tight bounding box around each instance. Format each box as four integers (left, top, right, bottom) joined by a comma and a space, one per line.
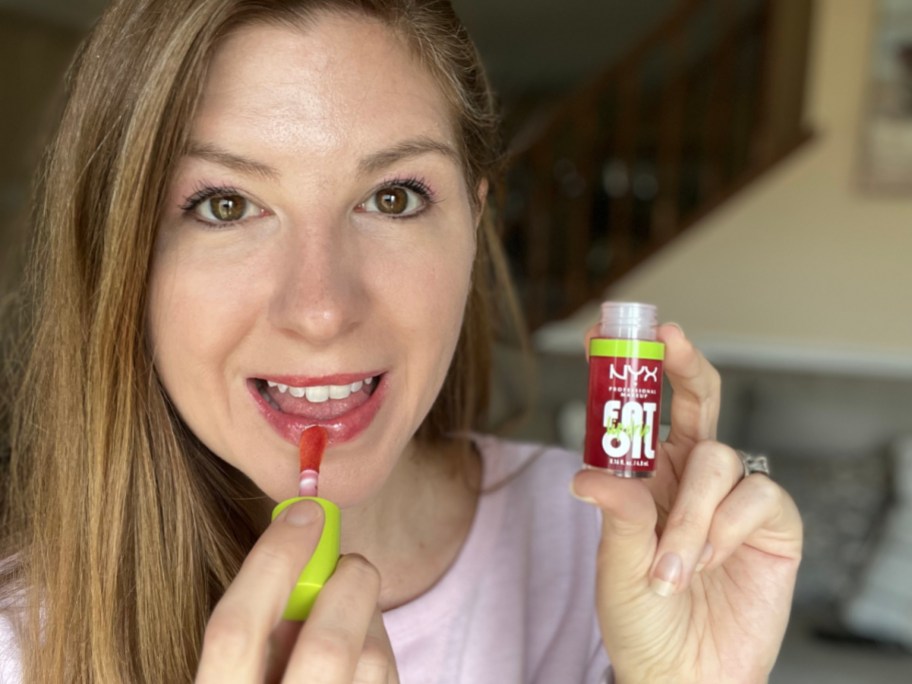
665, 322, 684, 335
650, 552, 682, 597
568, 480, 598, 505
282, 501, 319, 527
695, 542, 714, 573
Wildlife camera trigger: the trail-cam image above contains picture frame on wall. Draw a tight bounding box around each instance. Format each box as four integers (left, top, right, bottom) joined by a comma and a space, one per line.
857, 0, 912, 193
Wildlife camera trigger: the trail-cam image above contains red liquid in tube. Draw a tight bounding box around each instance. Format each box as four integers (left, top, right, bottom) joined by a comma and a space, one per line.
584, 302, 664, 478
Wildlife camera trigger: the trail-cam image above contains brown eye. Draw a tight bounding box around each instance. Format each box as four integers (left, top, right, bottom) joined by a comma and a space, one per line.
359, 183, 428, 217
188, 191, 265, 225
208, 195, 247, 221
375, 187, 409, 214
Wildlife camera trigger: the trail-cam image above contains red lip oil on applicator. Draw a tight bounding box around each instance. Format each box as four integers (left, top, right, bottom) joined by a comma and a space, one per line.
271, 426, 341, 620
584, 302, 665, 478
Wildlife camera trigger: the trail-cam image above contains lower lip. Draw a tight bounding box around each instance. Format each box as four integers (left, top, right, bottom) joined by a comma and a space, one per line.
248, 376, 387, 446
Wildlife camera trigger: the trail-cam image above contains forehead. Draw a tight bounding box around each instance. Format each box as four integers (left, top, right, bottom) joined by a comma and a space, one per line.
194, 13, 457, 161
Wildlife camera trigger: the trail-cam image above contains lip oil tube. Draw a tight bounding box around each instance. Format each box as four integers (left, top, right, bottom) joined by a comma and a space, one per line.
584, 302, 664, 478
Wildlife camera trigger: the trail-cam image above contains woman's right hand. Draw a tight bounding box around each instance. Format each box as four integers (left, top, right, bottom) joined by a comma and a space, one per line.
196, 499, 400, 683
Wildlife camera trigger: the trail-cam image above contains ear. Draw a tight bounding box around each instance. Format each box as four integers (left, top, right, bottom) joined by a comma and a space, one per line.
474, 178, 489, 224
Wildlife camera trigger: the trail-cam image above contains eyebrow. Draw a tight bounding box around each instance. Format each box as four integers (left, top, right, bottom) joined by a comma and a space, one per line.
187, 141, 280, 180
357, 137, 460, 175
185, 136, 460, 180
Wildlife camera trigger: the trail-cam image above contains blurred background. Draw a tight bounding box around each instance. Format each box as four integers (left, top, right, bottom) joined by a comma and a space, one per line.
1, 0, 911, 681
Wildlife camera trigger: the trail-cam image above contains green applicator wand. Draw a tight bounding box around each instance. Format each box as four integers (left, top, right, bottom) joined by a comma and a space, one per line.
271, 426, 341, 621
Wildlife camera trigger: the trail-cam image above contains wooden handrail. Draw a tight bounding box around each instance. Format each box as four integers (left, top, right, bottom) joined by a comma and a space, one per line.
502, 0, 814, 331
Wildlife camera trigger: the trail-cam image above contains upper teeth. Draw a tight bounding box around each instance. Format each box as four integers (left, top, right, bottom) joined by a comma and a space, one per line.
266, 376, 373, 403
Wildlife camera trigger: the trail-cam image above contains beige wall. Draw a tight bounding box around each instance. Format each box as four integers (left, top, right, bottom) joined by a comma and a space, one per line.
609, 0, 912, 373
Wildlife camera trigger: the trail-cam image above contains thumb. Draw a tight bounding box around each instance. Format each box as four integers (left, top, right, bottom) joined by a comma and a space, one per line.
571, 469, 658, 597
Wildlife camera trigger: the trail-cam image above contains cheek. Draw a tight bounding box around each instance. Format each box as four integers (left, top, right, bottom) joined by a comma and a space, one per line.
371, 229, 475, 340
146, 246, 266, 388
433, 229, 476, 326
429, 255, 473, 329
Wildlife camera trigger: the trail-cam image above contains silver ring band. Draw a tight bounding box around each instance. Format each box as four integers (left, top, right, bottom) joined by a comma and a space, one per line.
736, 450, 771, 479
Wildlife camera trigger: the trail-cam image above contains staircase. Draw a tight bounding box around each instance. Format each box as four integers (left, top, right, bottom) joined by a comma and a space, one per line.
500, 0, 814, 330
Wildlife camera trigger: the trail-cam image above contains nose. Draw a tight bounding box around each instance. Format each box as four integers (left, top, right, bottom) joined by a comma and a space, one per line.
267, 219, 367, 344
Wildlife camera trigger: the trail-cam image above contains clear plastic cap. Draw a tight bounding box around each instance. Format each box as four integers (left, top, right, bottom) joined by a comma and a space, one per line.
599, 301, 658, 340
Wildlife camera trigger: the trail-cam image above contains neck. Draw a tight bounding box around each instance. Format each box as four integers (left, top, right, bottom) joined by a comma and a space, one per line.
339, 436, 481, 610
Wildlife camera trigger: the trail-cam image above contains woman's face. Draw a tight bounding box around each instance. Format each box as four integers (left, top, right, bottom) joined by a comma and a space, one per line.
147, 14, 478, 506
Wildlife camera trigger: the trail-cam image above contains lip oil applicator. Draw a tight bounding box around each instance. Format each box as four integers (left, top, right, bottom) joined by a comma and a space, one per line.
271, 426, 341, 620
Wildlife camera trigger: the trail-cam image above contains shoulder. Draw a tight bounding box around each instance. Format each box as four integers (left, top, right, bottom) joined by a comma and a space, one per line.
467, 436, 609, 680
472, 433, 586, 497
473, 433, 581, 479
0, 610, 22, 683
0, 558, 24, 683
472, 432, 600, 541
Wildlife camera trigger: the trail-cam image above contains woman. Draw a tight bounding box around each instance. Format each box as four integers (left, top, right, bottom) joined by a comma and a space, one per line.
0, 0, 802, 681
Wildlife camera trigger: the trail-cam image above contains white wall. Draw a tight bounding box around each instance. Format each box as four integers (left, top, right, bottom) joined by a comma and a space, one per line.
609, 0, 912, 375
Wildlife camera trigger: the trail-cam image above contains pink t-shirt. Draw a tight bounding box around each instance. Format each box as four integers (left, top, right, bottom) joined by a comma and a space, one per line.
0, 436, 612, 683
383, 435, 611, 683
0, 611, 17, 684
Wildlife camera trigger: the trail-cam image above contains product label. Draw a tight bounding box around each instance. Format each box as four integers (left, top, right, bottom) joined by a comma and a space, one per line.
584, 339, 665, 476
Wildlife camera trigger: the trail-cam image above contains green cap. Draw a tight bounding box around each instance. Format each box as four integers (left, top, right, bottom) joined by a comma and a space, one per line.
271, 496, 341, 621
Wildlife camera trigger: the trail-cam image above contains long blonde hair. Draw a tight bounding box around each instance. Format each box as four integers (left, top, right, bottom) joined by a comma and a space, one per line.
0, 0, 518, 680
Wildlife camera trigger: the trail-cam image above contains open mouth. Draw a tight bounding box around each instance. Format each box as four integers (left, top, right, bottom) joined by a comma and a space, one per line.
252, 374, 382, 422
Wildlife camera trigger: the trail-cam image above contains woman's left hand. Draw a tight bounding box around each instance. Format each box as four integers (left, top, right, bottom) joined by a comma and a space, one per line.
572, 323, 803, 684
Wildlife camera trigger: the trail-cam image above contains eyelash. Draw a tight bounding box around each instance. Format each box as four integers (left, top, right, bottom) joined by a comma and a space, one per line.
364, 176, 437, 218
380, 176, 435, 202
178, 176, 438, 227
179, 184, 249, 225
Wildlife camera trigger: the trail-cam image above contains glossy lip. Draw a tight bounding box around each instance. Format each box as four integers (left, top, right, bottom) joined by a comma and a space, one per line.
248, 371, 387, 446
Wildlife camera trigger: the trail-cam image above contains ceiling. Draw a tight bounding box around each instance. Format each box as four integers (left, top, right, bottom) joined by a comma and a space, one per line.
0, 0, 677, 98
452, 0, 675, 97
